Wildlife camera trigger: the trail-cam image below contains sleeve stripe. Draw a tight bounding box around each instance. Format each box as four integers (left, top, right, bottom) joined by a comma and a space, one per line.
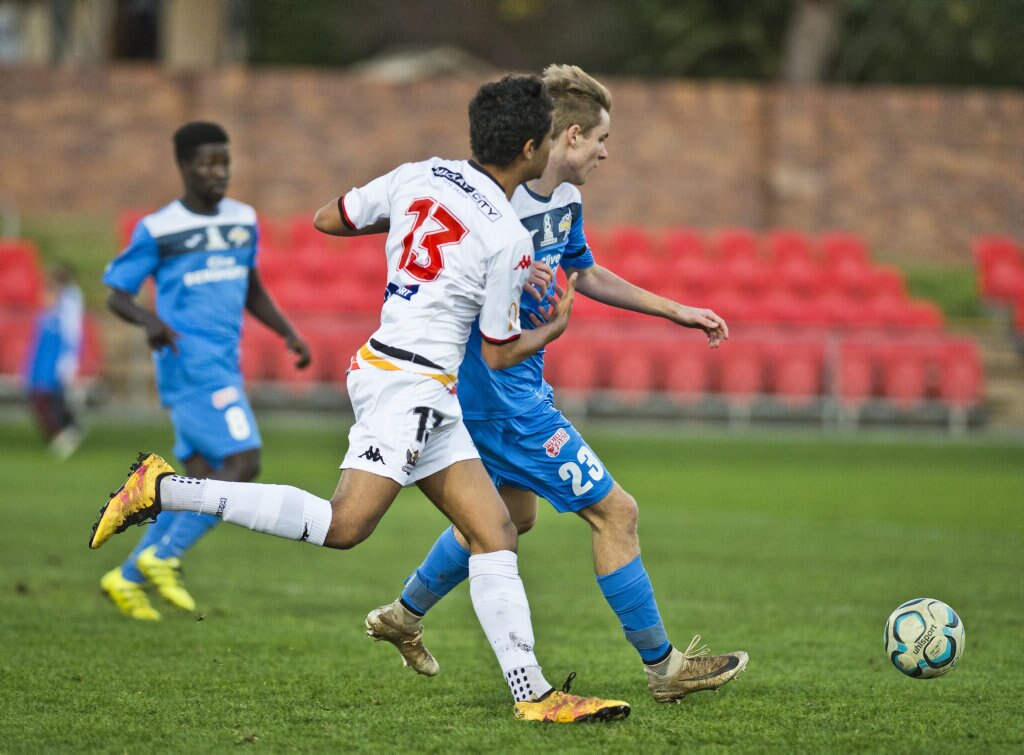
562, 245, 589, 259
338, 195, 356, 231
482, 333, 521, 345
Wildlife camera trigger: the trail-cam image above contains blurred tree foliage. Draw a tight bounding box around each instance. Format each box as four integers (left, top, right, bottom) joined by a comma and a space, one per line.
246, 0, 1024, 87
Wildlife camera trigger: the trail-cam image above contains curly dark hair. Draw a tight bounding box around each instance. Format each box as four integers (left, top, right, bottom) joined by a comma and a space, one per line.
173, 121, 229, 163
468, 74, 553, 167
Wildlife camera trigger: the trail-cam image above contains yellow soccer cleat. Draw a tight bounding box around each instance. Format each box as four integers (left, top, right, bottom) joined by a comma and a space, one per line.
137, 545, 196, 612
646, 635, 749, 703
365, 600, 440, 676
89, 452, 174, 550
513, 674, 630, 723
100, 567, 160, 621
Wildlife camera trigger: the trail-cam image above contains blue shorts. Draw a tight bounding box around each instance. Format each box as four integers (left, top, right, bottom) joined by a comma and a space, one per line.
168, 384, 262, 468
464, 401, 613, 513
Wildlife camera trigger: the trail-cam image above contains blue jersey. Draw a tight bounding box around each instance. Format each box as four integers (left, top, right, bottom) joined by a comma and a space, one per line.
23, 285, 83, 392
102, 198, 258, 406
459, 182, 595, 420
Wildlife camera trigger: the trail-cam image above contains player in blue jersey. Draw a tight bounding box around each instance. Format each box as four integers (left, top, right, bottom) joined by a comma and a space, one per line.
23, 263, 85, 460
98, 121, 311, 620
366, 65, 749, 702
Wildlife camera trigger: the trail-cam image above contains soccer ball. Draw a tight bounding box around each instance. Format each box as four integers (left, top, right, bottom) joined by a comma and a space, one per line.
884, 598, 965, 678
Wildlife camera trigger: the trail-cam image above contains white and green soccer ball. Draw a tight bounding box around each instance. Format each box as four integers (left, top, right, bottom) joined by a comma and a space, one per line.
884, 598, 965, 678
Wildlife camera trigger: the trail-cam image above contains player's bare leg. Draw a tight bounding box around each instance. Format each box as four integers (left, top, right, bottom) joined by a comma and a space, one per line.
323, 469, 402, 549
578, 482, 748, 702
416, 459, 629, 720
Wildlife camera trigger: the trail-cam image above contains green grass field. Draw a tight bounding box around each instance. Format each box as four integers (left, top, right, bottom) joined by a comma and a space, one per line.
1, 416, 1022, 752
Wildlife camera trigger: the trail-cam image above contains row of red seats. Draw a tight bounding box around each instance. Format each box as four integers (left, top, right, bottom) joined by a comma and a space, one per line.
0, 240, 45, 309
0, 312, 104, 379
544, 329, 982, 410
238, 313, 982, 412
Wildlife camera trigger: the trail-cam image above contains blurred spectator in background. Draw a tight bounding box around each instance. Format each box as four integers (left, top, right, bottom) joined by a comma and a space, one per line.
23, 262, 84, 460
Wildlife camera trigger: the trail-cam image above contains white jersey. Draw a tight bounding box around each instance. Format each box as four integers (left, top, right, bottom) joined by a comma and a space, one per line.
341, 158, 534, 373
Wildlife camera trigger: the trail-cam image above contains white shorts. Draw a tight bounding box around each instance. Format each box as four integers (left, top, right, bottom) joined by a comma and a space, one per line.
341, 366, 479, 485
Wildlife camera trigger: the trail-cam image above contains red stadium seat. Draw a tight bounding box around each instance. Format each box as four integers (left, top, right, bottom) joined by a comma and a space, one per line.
609, 226, 660, 263
0, 264, 43, 308
608, 354, 658, 403
544, 334, 602, 394
879, 342, 931, 409
897, 300, 945, 331
837, 339, 879, 407
663, 341, 711, 402
937, 339, 984, 408
774, 255, 823, 298
0, 315, 33, 375
79, 315, 104, 378
711, 228, 759, 262
765, 340, 824, 406
662, 227, 706, 263
979, 258, 1024, 304
714, 340, 764, 401
665, 254, 717, 296
765, 230, 814, 264
819, 231, 869, 267
869, 266, 907, 299
972, 235, 1021, 269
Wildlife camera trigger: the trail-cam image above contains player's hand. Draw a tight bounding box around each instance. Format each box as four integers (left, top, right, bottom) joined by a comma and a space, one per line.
538, 272, 577, 336
286, 333, 312, 369
674, 305, 729, 348
524, 260, 555, 302
143, 316, 180, 354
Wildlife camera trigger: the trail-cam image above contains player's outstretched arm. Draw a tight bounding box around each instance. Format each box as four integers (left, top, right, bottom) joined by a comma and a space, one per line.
568, 264, 729, 348
313, 197, 390, 237
106, 287, 181, 354
480, 273, 578, 370
245, 269, 311, 368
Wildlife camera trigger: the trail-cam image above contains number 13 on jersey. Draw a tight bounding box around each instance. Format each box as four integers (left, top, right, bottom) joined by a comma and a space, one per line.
400, 198, 468, 282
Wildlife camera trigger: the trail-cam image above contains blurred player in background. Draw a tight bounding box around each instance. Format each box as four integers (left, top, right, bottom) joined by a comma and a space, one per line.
367, 64, 748, 703
90, 76, 630, 723
99, 121, 311, 621
23, 262, 85, 460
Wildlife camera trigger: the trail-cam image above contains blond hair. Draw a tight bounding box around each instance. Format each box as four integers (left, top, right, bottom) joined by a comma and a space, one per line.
542, 64, 611, 137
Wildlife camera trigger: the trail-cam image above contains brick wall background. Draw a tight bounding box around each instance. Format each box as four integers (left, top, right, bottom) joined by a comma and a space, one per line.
2, 66, 1021, 264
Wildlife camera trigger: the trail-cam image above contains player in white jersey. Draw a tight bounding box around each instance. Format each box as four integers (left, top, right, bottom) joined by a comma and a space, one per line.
89, 75, 630, 723
367, 65, 748, 704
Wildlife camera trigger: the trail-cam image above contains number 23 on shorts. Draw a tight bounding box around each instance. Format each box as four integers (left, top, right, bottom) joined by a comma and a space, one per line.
559, 445, 604, 496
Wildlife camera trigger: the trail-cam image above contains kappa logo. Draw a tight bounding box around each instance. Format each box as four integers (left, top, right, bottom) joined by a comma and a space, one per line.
514, 255, 532, 270
543, 428, 571, 458
358, 445, 386, 464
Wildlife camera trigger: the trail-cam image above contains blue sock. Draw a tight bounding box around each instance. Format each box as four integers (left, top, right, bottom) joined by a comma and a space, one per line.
400, 526, 470, 615
156, 512, 219, 560
121, 511, 176, 583
596, 555, 672, 663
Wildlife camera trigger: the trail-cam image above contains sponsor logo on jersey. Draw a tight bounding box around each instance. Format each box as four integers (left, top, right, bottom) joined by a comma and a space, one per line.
544, 427, 571, 457
183, 254, 249, 287
227, 226, 252, 246
211, 385, 241, 409
558, 212, 572, 239
184, 232, 205, 249
539, 213, 558, 247
385, 282, 420, 301
432, 166, 503, 221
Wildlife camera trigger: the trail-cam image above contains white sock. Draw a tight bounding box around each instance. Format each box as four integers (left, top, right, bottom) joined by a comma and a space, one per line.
468, 550, 551, 702
159, 475, 333, 545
